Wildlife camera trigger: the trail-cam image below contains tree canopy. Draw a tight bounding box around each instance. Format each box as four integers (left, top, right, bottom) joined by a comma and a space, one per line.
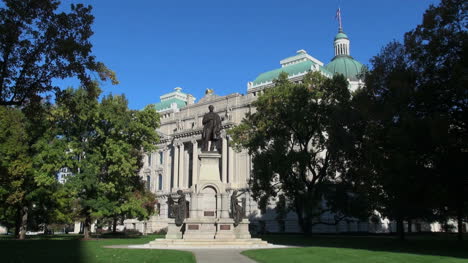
350, 0, 467, 240
0, 0, 117, 106
230, 72, 371, 233
55, 84, 159, 238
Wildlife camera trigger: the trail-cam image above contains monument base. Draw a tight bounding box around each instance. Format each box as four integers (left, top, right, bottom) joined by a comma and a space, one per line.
165, 220, 183, 239
150, 147, 268, 248
234, 219, 252, 239
183, 218, 217, 240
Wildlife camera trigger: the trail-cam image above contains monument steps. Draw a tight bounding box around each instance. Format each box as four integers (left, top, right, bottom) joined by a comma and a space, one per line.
148, 238, 270, 247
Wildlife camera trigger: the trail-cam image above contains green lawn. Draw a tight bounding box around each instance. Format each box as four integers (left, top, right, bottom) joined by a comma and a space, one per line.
0, 234, 195, 263
243, 234, 468, 263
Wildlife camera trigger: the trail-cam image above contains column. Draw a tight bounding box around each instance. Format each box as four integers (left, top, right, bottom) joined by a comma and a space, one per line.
228, 136, 234, 184
164, 147, 171, 192
216, 194, 221, 219
220, 193, 230, 218
173, 143, 179, 189
189, 192, 198, 218
179, 142, 185, 189
191, 139, 199, 186
160, 197, 168, 219
222, 135, 227, 183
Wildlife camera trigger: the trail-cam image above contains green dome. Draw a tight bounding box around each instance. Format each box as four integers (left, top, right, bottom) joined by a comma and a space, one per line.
325, 55, 363, 81
334, 32, 348, 40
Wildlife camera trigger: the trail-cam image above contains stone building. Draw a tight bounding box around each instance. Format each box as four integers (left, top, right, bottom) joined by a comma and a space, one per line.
124, 26, 375, 234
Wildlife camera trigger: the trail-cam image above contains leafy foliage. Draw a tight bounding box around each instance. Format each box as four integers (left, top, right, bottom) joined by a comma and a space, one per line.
55, 84, 159, 237
0, 0, 118, 106
350, 0, 467, 239
230, 72, 370, 232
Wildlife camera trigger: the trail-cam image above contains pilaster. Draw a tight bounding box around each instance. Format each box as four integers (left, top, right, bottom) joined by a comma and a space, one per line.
179, 142, 185, 189
222, 135, 227, 183
173, 143, 179, 189
191, 140, 199, 186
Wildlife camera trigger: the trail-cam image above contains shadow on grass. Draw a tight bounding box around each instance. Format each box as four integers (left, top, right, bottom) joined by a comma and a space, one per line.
0, 237, 82, 263
254, 233, 468, 259
0, 234, 196, 263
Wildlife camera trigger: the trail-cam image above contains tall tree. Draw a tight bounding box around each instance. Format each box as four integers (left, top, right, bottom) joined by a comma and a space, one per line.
351, 0, 467, 240
56, 85, 159, 238
350, 42, 438, 240
0, 0, 117, 106
229, 72, 370, 233
0, 103, 66, 239
403, 0, 467, 240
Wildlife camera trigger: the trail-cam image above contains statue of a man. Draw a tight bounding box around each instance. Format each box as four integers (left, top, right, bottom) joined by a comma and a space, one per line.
230, 190, 244, 226
202, 105, 222, 152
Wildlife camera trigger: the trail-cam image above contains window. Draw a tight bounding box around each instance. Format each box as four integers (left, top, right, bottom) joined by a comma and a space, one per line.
146, 175, 151, 191
148, 154, 152, 166
159, 152, 163, 165
158, 174, 163, 191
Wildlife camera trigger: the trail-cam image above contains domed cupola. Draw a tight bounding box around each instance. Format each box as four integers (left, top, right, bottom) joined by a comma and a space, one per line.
333, 29, 350, 56
325, 9, 363, 82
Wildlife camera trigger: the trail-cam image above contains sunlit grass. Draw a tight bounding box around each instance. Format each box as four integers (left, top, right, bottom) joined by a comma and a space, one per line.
243, 234, 468, 263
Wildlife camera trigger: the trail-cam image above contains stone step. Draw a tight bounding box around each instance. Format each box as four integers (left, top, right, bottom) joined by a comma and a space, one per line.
148, 238, 270, 247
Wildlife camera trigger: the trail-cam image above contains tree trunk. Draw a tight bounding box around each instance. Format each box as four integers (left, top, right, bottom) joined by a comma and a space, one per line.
456, 200, 464, 241
18, 206, 28, 240
407, 219, 412, 233
83, 216, 92, 239
14, 208, 21, 238
396, 217, 405, 240
113, 217, 118, 233
295, 206, 306, 234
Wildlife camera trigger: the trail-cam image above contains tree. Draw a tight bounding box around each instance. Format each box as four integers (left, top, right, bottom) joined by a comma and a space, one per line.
350, 42, 438, 240
0, 0, 117, 107
404, 0, 467, 241
55, 85, 159, 238
0, 106, 31, 237
229, 72, 370, 233
351, 0, 467, 240
0, 103, 67, 239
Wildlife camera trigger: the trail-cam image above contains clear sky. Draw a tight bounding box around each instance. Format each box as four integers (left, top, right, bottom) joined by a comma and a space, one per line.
58, 0, 440, 109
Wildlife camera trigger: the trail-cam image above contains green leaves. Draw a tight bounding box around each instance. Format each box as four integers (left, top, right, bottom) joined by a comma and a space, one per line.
55, 86, 160, 229
229, 71, 363, 232
0, 0, 117, 106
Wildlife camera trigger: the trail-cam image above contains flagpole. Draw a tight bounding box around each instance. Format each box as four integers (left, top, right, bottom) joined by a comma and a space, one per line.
337, 7, 342, 31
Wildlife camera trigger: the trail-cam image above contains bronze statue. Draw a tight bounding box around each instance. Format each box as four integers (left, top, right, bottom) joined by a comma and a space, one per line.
201, 105, 222, 151
167, 190, 186, 226
230, 190, 245, 226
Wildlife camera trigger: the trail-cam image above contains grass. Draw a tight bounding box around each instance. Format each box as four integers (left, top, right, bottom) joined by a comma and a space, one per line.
0, 234, 195, 263
243, 234, 468, 263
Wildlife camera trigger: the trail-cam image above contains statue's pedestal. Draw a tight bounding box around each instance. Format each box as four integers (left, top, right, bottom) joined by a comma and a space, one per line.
235, 219, 252, 239
215, 218, 237, 240
182, 218, 217, 240
165, 219, 183, 239
197, 151, 222, 183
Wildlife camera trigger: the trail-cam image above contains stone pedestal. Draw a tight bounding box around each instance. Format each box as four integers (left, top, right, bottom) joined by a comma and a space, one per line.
197, 152, 222, 183
215, 218, 237, 240
165, 220, 183, 239
182, 218, 217, 240
235, 219, 252, 239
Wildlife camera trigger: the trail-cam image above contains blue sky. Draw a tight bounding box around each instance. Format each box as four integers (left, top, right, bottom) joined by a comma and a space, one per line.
58, 0, 439, 109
